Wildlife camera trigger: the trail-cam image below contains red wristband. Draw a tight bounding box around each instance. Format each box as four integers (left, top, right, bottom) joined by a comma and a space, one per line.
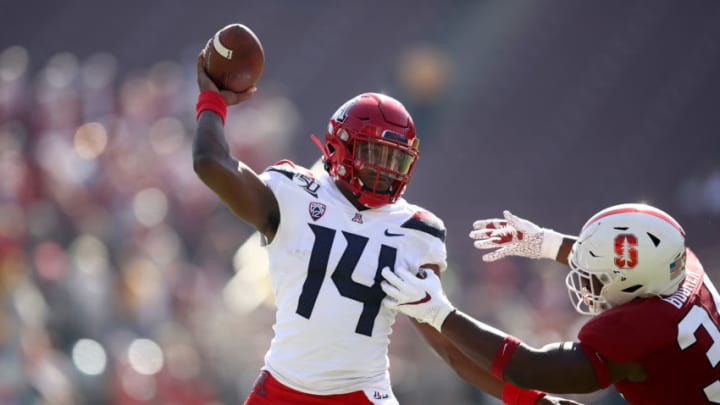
490, 335, 521, 380
501, 383, 547, 405
196, 90, 227, 125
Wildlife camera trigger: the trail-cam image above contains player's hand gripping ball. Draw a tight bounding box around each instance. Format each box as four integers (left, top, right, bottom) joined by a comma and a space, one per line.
203, 23, 265, 92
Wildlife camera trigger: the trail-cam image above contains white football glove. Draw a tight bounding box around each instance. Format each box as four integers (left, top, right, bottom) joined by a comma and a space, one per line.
381, 267, 455, 332
469, 210, 565, 262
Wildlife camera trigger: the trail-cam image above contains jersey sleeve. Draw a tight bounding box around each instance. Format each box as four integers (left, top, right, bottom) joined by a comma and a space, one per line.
401, 209, 448, 272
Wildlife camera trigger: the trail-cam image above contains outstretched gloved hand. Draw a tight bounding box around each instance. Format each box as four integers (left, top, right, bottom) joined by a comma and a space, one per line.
381, 267, 455, 332
469, 210, 565, 262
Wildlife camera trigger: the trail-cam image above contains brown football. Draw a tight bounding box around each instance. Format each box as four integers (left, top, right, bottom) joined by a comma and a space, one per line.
203, 24, 265, 92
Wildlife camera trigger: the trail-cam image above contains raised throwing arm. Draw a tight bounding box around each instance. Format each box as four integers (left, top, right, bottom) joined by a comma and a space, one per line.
192, 51, 280, 240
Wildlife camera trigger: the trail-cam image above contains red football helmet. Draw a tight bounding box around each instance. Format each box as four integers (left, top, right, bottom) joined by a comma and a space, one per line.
312, 93, 420, 208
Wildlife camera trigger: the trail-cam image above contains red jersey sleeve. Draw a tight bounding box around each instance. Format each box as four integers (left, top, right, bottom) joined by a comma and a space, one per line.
579, 297, 678, 362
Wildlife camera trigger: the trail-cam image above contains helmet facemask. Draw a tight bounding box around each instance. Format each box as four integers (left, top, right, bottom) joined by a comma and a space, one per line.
349, 131, 419, 206
566, 253, 613, 315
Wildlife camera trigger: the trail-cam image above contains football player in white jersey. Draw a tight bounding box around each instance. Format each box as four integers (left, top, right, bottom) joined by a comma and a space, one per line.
192, 51, 575, 404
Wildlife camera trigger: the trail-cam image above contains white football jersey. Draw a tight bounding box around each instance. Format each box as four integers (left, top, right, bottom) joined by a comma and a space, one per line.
258, 160, 447, 397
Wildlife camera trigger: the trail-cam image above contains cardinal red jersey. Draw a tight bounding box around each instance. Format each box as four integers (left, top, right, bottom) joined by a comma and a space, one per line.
579, 248, 720, 404
255, 161, 447, 402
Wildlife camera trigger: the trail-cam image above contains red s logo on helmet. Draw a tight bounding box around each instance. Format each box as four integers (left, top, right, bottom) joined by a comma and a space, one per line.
614, 234, 638, 269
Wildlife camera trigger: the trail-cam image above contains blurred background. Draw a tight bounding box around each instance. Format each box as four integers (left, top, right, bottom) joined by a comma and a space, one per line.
2, 0, 720, 404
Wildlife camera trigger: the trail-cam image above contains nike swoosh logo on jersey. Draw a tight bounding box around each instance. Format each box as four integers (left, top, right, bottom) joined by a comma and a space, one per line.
400, 292, 431, 305
384, 229, 404, 237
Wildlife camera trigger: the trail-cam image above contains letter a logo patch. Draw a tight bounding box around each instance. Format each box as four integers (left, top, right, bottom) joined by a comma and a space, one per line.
309, 202, 326, 221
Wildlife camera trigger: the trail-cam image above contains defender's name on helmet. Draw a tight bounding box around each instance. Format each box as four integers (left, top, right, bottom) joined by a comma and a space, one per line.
661, 269, 700, 309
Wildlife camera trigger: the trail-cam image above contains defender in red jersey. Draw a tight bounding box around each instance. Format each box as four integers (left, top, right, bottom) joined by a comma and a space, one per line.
381, 203, 720, 404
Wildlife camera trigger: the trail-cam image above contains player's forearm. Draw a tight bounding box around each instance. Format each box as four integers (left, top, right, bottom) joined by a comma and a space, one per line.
412, 321, 504, 398
555, 236, 577, 265
193, 111, 232, 164
443, 350, 505, 399
441, 310, 510, 371
442, 312, 600, 394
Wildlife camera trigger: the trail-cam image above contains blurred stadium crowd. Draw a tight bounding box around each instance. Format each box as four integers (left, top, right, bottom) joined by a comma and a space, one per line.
0, 43, 613, 405
0, 44, 283, 404
2, 1, 720, 404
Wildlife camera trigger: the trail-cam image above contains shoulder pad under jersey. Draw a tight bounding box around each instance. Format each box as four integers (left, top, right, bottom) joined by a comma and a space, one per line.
401, 210, 446, 242
579, 298, 675, 362
265, 159, 316, 179
265, 159, 320, 197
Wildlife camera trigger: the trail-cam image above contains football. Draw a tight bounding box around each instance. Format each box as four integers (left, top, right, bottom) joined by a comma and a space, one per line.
203, 23, 265, 92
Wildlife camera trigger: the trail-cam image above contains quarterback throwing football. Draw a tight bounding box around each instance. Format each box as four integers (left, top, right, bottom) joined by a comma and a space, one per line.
192, 49, 576, 405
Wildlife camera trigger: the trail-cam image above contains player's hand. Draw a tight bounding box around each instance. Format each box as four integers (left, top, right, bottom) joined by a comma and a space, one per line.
538, 395, 584, 405
381, 267, 454, 332
197, 46, 256, 106
469, 210, 565, 262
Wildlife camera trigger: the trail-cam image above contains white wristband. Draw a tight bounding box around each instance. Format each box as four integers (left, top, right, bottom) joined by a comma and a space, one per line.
540, 230, 565, 260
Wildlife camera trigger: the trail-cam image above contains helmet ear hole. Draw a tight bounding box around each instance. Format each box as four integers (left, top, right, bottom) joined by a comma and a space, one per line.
622, 285, 642, 293
647, 232, 661, 247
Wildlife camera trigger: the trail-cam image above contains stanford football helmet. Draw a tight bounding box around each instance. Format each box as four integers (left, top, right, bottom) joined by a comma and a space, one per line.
566, 203, 687, 315
311, 93, 419, 208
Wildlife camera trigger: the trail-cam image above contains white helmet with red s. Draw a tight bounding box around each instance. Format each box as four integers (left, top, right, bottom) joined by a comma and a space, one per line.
566, 203, 687, 315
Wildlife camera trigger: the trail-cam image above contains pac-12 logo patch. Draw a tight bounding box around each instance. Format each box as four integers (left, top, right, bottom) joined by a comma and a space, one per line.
309, 202, 326, 221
